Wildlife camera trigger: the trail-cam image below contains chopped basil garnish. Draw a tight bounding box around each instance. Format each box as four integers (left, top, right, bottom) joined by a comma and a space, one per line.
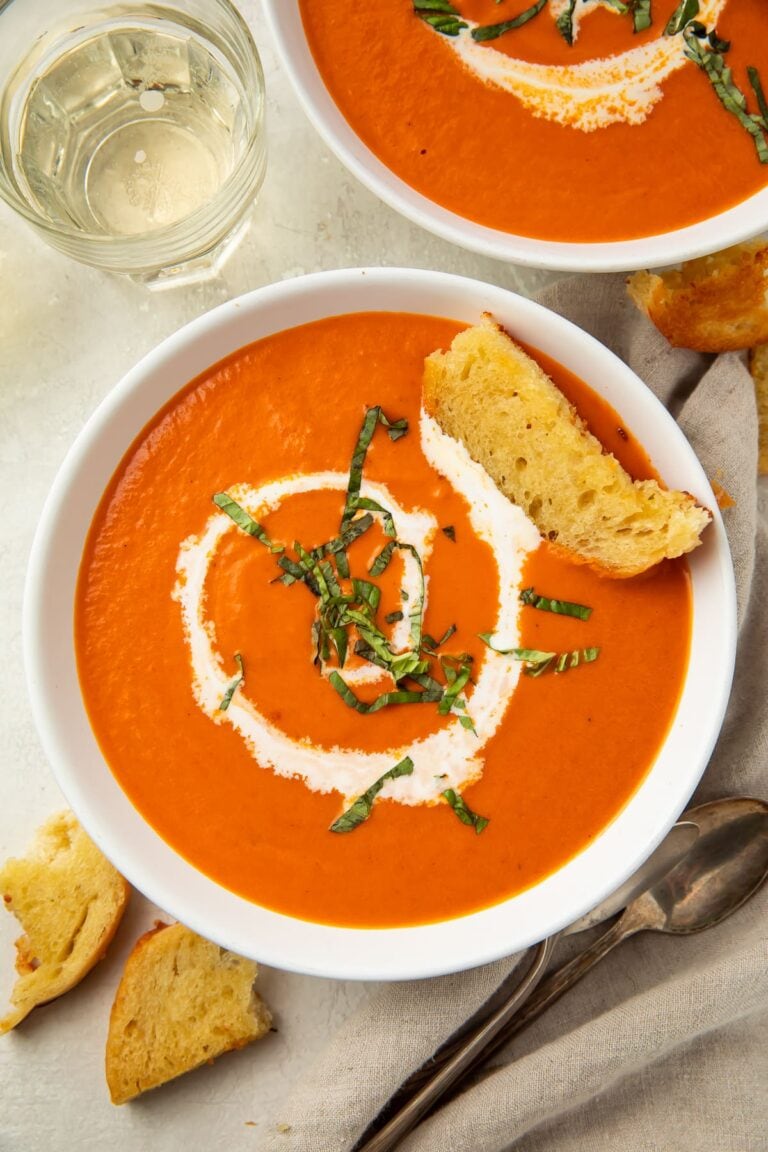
664, 0, 698, 36
219, 653, 244, 711
684, 26, 768, 163
442, 789, 489, 834
330, 757, 415, 833
480, 635, 600, 677
385, 610, 405, 624
442, 525, 456, 542
213, 493, 282, 552
519, 586, 592, 621
471, 0, 546, 40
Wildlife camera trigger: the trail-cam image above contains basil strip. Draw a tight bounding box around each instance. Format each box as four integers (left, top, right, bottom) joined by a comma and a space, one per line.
351, 578, 381, 614
322, 513, 374, 557
378, 413, 409, 442
664, 0, 698, 36
471, 0, 546, 41
414, 0, 460, 11
212, 493, 282, 552
329, 671, 429, 713
350, 496, 396, 537
479, 635, 600, 676
341, 406, 408, 528
369, 540, 397, 576
556, 0, 577, 45
442, 789, 489, 834
414, 1, 467, 35
748, 66, 768, 127
341, 407, 380, 527
422, 623, 457, 653
684, 28, 768, 163
437, 658, 472, 716
330, 757, 415, 833
519, 586, 592, 621
408, 671, 445, 703
441, 525, 456, 542
219, 653, 244, 711
385, 610, 404, 624
631, 0, 652, 33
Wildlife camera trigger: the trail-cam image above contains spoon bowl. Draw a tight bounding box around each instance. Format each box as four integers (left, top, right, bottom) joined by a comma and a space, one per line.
629, 797, 768, 935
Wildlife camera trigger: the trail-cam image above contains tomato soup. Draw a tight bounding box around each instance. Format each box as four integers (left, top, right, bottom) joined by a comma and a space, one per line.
298, 0, 768, 243
75, 312, 691, 928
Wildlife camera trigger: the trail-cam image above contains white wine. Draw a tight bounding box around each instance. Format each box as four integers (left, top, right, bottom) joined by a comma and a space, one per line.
10, 15, 252, 236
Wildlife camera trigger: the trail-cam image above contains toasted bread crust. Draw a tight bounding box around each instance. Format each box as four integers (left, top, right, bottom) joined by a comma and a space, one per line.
627, 242, 768, 352
0, 811, 129, 1034
106, 921, 272, 1104
422, 316, 710, 578
749, 343, 768, 476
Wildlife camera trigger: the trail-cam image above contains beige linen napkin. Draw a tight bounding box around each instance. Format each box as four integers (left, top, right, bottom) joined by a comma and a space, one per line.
261, 274, 768, 1152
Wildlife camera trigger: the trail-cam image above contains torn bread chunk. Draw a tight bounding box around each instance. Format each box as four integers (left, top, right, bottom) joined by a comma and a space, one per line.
627, 242, 768, 352
105, 921, 272, 1104
422, 316, 711, 578
0, 810, 129, 1034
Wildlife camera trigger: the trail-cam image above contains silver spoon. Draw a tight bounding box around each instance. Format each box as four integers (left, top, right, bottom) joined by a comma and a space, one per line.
355, 796, 768, 1152
352, 817, 700, 1152
466, 795, 768, 1075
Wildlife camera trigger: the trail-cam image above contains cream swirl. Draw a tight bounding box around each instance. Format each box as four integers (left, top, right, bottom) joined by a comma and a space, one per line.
173, 413, 540, 805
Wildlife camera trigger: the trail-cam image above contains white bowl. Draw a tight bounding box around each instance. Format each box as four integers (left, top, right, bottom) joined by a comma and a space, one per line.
261, 1, 768, 273
24, 268, 736, 979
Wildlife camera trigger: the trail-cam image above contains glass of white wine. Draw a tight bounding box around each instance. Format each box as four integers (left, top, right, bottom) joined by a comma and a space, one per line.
0, 0, 267, 286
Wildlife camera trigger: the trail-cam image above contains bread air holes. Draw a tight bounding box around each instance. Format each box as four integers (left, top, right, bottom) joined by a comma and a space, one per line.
515, 457, 527, 471
578, 489, 596, 507
459, 358, 475, 381
528, 496, 543, 518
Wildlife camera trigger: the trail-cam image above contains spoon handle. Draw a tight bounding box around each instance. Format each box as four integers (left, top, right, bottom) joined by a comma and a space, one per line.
352, 935, 557, 1152
451, 911, 642, 1077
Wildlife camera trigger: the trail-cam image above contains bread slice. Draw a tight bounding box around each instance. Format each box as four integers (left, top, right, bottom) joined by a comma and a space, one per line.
0, 810, 129, 1034
106, 921, 272, 1104
627, 242, 768, 351
748, 343, 768, 476
422, 316, 711, 577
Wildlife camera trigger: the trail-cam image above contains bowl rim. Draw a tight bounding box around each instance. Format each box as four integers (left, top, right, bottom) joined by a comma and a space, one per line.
23, 266, 737, 980
260, 0, 768, 273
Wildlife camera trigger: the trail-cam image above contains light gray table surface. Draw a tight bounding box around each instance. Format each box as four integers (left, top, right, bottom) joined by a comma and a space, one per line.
0, 4, 561, 1149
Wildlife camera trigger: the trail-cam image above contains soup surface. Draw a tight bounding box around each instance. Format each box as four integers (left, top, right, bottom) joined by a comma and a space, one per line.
298, 0, 768, 242
76, 312, 691, 927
